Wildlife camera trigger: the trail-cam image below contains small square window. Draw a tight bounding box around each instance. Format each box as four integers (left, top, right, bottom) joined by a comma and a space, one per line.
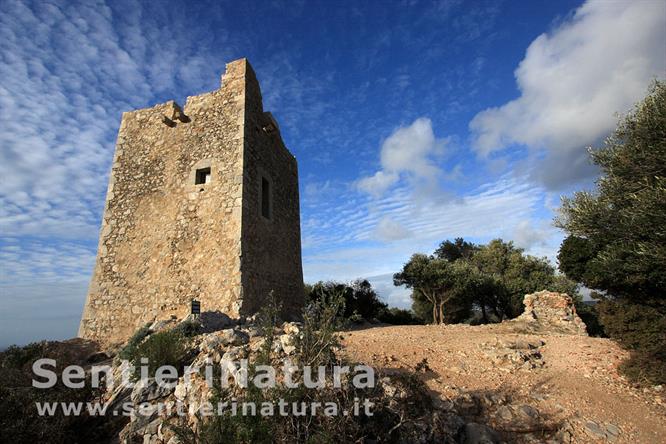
261, 176, 271, 219
195, 167, 211, 185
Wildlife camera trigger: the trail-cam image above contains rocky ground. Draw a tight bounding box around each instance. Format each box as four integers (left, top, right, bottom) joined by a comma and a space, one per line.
30, 291, 663, 443
343, 323, 666, 443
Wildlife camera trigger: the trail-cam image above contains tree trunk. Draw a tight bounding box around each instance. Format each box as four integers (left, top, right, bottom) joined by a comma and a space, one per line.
438, 301, 445, 325
492, 304, 502, 321
432, 302, 439, 324
424, 291, 439, 324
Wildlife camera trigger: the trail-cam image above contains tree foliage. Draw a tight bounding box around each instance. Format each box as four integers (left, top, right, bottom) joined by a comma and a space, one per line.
305, 279, 387, 321
434, 237, 478, 262
377, 307, 424, 325
393, 254, 474, 324
556, 81, 666, 384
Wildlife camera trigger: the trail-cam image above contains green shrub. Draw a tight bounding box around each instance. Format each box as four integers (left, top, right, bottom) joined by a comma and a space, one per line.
574, 301, 605, 337
306, 279, 387, 321
124, 329, 190, 379
597, 299, 666, 384
621, 349, 666, 386
296, 289, 346, 367
0, 342, 125, 443
175, 319, 203, 337
1, 342, 44, 369
117, 323, 151, 361
348, 310, 364, 324
377, 307, 424, 325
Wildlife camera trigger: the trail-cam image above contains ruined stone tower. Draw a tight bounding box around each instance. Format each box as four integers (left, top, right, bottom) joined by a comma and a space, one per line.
79, 58, 303, 344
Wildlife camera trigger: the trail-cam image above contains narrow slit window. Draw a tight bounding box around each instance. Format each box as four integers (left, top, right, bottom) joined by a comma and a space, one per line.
195, 167, 211, 185
261, 176, 271, 219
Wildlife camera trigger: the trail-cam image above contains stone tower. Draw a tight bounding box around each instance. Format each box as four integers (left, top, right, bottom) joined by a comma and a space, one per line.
79, 58, 303, 344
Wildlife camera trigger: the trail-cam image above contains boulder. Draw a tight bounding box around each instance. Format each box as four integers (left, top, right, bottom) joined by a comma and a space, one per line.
217, 328, 250, 346
199, 334, 224, 354
282, 322, 301, 335
173, 380, 188, 401
279, 334, 296, 355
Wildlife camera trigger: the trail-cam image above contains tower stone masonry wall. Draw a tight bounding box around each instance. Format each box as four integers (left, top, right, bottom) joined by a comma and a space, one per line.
79, 58, 304, 345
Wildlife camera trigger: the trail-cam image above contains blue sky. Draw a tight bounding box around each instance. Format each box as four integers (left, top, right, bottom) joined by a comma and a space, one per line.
1, 0, 664, 347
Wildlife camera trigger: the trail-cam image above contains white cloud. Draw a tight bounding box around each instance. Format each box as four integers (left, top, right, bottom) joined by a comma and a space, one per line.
0, 241, 95, 283
357, 171, 399, 197
0, 0, 232, 241
375, 217, 411, 241
366, 273, 412, 308
381, 117, 443, 178
511, 218, 565, 262
470, 0, 666, 188
357, 117, 446, 196
512, 220, 550, 251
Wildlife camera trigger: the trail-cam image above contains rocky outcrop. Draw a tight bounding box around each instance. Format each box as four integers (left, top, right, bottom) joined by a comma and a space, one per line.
509, 290, 587, 336
105, 319, 479, 443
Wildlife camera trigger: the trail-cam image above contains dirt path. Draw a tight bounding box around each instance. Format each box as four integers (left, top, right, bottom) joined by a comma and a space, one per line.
342, 324, 665, 443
